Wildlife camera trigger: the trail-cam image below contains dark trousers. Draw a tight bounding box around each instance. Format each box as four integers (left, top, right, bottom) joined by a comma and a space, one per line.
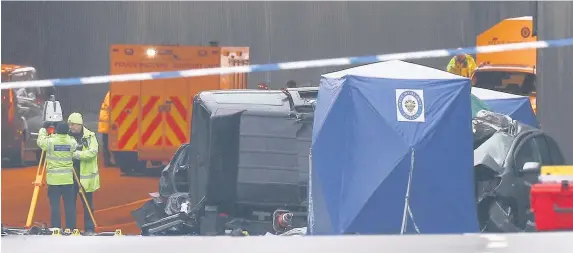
47, 184, 76, 229
74, 183, 95, 231
102, 133, 112, 166
79, 191, 95, 231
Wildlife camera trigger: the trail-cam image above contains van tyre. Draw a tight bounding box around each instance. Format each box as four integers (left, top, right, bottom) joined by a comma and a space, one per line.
115, 152, 146, 176
9, 138, 25, 167
35, 150, 42, 164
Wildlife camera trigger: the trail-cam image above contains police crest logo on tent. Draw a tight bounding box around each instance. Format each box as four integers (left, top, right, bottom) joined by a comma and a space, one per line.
396, 89, 425, 122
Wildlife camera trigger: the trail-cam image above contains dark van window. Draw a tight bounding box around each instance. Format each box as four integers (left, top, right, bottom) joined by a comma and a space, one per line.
514, 138, 541, 171
545, 135, 565, 165
533, 136, 552, 165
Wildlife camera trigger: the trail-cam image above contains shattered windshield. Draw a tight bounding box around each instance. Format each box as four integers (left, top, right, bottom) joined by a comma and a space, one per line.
474, 132, 514, 165
473, 110, 516, 165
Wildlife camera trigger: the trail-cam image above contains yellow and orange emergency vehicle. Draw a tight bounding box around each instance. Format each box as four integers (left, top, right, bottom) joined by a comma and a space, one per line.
107, 44, 249, 173
472, 16, 538, 113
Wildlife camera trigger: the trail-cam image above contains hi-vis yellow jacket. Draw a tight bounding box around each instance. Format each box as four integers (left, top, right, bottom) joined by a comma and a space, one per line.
74, 127, 100, 192
98, 92, 110, 133
446, 55, 477, 78
37, 129, 77, 185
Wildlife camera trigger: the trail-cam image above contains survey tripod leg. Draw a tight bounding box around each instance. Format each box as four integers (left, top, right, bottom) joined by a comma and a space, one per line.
25, 150, 47, 228
24, 95, 65, 229
71, 168, 99, 230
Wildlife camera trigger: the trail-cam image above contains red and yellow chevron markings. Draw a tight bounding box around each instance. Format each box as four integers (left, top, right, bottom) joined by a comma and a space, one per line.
110, 95, 139, 150
140, 96, 163, 147
165, 96, 189, 147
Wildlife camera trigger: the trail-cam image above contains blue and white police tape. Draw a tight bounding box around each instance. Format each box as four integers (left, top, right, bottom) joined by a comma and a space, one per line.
2, 37, 573, 90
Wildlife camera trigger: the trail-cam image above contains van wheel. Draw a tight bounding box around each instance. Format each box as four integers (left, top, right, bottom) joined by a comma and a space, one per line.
10, 138, 25, 167
115, 152, 146, 175
35, 150, 43, 164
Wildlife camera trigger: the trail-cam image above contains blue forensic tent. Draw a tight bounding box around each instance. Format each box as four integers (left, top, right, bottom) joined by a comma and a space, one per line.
309, 60, 479, 235
471, 87, 538, 127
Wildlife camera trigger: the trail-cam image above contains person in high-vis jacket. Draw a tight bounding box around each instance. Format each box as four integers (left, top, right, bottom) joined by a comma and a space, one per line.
37, 121, 78, 230
98, 91, 113, 166
446, 50, 477, 78
68, 112, 101, 234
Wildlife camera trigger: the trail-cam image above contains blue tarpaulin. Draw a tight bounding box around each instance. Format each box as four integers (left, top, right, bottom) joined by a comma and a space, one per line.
309, 60, 479, 235
471, 87, 538, 127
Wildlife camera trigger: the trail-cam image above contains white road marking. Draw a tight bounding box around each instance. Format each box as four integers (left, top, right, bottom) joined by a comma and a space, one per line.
486, 241, 509, 248
481, 234, 509, 249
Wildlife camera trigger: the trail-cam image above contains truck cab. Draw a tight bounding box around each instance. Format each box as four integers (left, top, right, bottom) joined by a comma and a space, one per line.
472, 65, 536, 112
472, 16, 538, 113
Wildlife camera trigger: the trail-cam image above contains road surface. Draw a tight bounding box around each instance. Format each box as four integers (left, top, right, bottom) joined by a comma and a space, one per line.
1, 165, 159, 234
3, 232, 573, 253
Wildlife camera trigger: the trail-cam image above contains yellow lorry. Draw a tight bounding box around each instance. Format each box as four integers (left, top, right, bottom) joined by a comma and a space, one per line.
472, 16, 538, 113
108, 44, 249, 174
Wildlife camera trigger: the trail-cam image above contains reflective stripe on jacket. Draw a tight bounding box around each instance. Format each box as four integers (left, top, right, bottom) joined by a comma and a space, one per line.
98, 92, 110, 133
446, 55, 477, 78
73, 127, 100, 192
37, 129, 77, 185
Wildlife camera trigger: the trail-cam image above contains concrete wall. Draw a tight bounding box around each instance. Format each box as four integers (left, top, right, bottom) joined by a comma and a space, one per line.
2, 1, 533, 115
537, 2, 573, 161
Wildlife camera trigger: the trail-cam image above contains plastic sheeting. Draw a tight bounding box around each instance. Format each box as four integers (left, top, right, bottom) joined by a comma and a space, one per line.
471, 87, 538, 127
310, 60, 478, 235
471, 94, 491, 118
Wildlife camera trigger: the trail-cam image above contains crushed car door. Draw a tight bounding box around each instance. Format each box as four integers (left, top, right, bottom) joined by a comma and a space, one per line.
173, 144, 192, 193
512, 134, 544, 228
159, 144, 189, 196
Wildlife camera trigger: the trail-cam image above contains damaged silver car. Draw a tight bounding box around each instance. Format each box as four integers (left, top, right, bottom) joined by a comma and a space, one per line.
473, 110, 565, 232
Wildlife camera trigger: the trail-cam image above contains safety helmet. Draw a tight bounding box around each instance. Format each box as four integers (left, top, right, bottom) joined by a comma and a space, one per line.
455, 48, 466, 60
68, 112, 83, 125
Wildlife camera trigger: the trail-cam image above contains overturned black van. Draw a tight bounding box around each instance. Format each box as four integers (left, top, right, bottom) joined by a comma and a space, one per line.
132, 88, 316, 236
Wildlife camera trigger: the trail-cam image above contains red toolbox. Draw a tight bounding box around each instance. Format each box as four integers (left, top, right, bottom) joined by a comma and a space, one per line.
530, 181, 573, 231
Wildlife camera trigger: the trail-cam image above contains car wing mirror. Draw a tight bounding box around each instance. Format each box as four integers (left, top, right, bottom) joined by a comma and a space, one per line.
174, 164, 188, 172
522, 162, 541, 173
